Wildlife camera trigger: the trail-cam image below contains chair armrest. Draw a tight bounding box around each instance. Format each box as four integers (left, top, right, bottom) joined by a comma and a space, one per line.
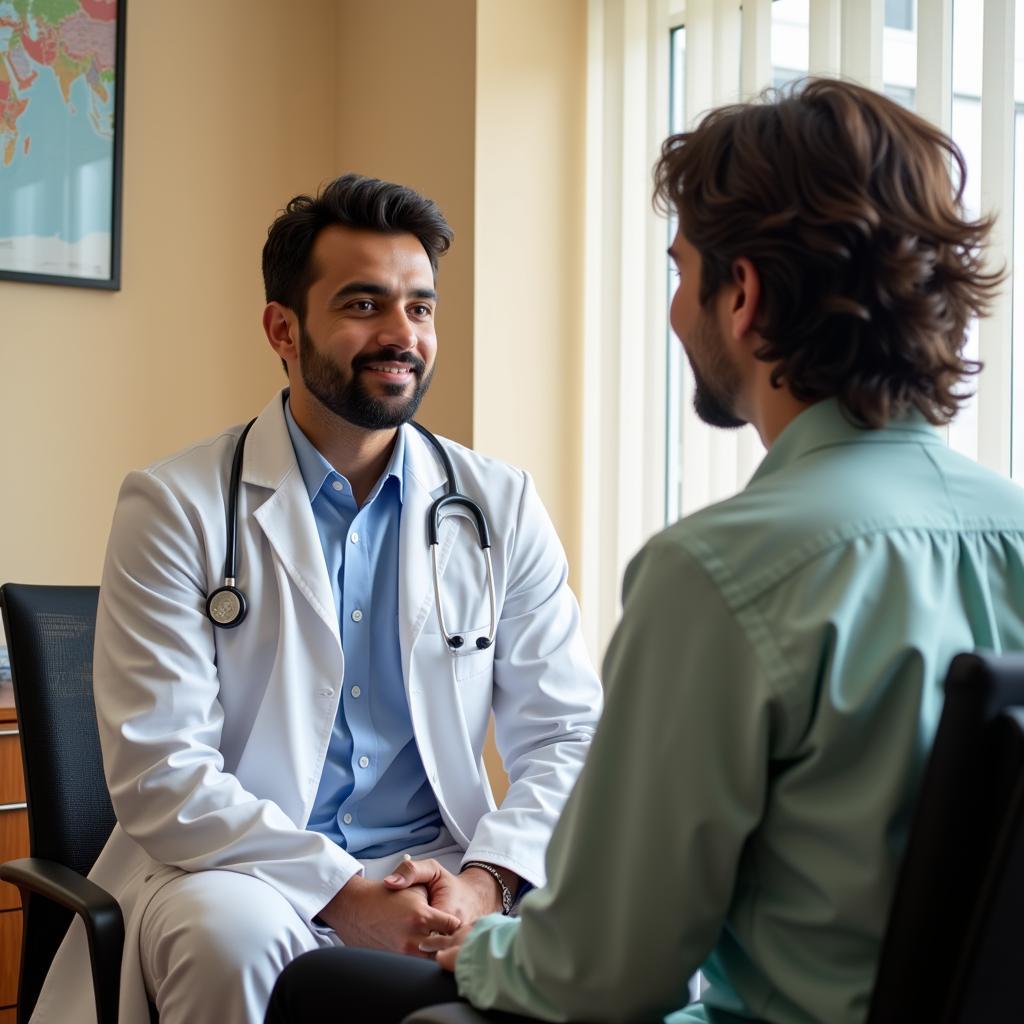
0, 857, 124, 1024
403, 1006, 498, 1024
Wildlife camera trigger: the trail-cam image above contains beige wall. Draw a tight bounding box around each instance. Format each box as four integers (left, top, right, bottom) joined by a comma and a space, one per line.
475, 0, 587, 577
333, 0, 477, 447
0, 0, 339, 585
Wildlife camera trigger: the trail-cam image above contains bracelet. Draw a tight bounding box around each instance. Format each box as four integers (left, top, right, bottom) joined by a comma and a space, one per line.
462, 860, 514, 915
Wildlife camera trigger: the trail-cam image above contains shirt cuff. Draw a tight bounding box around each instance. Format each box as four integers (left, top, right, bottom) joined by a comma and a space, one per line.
453, 913, 523, 1008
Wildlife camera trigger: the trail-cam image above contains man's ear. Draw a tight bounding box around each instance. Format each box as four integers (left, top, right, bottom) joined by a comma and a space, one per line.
728, 257, 761, 344
263, 302, 300, 365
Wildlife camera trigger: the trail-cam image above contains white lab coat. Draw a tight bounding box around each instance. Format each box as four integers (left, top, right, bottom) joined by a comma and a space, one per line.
30, 390, 602, 1024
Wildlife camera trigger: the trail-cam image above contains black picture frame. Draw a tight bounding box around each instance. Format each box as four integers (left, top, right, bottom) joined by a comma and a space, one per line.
0, 0, 126, 291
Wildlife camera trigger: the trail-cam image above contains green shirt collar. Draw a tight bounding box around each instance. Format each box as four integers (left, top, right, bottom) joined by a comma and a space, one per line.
750, 398, 943, 486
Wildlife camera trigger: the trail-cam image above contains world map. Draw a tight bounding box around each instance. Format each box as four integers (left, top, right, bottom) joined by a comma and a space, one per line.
0, 0, 118, 281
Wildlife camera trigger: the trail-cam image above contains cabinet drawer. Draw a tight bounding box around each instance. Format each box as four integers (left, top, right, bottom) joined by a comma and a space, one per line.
0, 808, 28, 911
0, 733, 23, 806
0, 1007, 16, 1021
0, 908, 20, 1008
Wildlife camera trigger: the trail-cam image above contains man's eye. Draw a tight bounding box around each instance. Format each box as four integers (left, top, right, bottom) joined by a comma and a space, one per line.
351, 300, 376, 312
410, 304, 433, 317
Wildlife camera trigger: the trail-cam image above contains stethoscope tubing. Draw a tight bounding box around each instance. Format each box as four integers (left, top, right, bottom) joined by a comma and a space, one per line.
208, 417, 497, 650
222, 417, 257, 585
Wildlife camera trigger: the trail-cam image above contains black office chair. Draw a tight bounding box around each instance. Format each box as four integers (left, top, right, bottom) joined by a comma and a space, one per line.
0, 584, 124, 1024
403, 651, 1024, 1024
867, 650, 1024, 1023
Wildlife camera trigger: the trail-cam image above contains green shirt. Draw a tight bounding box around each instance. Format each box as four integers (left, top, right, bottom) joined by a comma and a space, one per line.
455, 399, 1024, 1024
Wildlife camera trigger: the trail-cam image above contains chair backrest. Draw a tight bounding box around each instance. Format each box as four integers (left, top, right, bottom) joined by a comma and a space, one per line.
0, 583, 113, 1020
868, 651, 1024, 1024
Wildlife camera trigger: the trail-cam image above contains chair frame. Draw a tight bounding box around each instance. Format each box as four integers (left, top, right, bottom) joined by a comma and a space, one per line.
0, 583, 124, 1024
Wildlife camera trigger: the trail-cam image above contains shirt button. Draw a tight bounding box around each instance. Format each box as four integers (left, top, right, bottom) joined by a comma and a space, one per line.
358, 755, 370, 769
350, 531, 359, 544
343, 813, 353, 825
351, 685, 362, 698
332, 480, 344, 492
351, 609, 363, 622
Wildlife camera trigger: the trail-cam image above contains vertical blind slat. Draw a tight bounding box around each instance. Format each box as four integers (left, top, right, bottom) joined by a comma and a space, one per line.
977, 0, 1015, 473
916, 0, 954, 133
809, 0, 842, 75
680, 0, 714, 514
614, 0, 653, 586
840, 0, 884, 90
741, 0, 772, 98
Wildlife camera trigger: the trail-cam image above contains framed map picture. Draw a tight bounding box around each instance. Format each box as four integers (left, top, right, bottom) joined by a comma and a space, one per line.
0, 0, 125, 289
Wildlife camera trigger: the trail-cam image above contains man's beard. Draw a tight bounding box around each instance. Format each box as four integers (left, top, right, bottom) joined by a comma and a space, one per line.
686, 312, 746, 430
298, 324, 434, 430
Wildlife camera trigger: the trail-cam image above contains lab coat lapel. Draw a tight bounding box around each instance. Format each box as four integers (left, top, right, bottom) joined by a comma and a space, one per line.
399, 423, 458, 680
242, 392, 341, 648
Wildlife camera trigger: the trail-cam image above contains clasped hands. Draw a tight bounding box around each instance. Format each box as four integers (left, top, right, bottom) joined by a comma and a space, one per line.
317, 857, 500, 969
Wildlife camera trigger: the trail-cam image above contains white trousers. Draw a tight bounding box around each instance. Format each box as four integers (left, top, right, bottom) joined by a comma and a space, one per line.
139, 840, 464, 1024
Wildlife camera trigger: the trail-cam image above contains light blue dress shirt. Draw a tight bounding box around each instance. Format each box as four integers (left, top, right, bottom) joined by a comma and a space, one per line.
284, 400, 442, 859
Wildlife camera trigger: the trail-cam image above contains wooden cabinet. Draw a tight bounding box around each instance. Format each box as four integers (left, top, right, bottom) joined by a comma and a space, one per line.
0, 685, 26, 1015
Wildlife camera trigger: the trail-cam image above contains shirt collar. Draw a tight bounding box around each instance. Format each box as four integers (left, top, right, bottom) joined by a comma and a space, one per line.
749, 397, 943, 486
283, 394, 406, 504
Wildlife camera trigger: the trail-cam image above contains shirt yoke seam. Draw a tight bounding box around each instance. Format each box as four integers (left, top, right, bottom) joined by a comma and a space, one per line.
712, 517, 1024, 608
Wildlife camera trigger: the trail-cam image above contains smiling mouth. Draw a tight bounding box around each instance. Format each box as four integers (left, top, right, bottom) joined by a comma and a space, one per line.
363, 363, 413, 376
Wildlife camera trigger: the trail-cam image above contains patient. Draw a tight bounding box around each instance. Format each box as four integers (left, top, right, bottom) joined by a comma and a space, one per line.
266, 78, 1024, 1024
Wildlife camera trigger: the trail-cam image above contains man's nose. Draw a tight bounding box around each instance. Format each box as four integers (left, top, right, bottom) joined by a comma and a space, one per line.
377, 309, 418, 349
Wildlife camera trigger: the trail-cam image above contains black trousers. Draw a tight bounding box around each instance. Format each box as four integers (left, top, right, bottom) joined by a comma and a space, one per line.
266, 946, 557, 1024
265, 947, 545, 1023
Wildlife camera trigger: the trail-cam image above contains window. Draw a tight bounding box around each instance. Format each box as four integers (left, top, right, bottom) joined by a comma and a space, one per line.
886, 0, 915, 31
580, 0, 1020, 658
663, 0, 1023, 529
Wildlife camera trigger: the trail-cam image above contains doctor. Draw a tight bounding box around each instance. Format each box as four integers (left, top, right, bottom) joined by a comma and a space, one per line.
30, 174, 602, 1024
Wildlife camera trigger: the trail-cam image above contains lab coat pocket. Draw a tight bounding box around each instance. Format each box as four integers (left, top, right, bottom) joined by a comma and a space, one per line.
450, 624, 496, 683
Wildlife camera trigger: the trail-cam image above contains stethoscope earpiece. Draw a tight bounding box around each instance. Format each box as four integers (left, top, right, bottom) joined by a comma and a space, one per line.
447, 634, 493, 651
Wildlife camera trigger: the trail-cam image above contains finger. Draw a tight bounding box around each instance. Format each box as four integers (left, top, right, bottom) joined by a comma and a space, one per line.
420, 906, 462, 935
416, 931, 459, 954
436, 945, 460, 972
384, 855, 442, 889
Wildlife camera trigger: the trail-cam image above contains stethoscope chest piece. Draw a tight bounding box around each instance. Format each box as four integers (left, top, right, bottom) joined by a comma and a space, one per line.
207, 583, 247, 628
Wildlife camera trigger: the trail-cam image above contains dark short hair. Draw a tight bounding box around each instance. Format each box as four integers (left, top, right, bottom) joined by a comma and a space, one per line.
262, 173, 454, 322
654, 78, 1003, 428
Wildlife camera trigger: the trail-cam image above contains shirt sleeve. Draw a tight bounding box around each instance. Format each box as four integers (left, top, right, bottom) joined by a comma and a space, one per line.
454, 534, 774, 1022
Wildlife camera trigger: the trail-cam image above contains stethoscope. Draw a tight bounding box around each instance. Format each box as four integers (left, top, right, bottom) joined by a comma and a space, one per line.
205, 419, 498, 653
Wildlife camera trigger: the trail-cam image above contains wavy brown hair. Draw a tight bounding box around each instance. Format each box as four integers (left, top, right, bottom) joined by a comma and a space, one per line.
654, 78, 1003, 427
